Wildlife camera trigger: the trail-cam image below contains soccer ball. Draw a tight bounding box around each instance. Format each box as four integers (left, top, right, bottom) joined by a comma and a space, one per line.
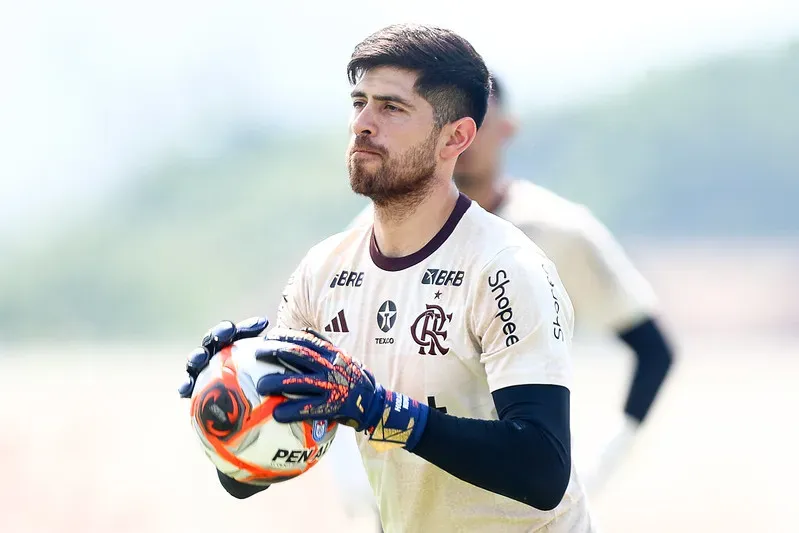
190, 337, 337, 485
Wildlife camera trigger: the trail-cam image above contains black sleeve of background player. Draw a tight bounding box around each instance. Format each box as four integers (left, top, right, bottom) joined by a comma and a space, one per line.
216, 469, 269, 499
617, 317, 675, 423
411, 384, 570, 511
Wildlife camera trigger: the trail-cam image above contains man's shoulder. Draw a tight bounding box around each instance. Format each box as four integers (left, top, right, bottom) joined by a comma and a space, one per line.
460, 199, 550, 269
303, 225, 371, 266
506, 180, 586, 224
502, 179, 611, 243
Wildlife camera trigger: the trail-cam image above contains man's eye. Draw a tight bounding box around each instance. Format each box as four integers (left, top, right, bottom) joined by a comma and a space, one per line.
352, 101, 365, 109
385, 104, 400, 112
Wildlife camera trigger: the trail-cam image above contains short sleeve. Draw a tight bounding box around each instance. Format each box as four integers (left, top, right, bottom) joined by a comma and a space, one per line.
470, 245, 574, 392
559, 209, 658, 332
276, 256, 315, 331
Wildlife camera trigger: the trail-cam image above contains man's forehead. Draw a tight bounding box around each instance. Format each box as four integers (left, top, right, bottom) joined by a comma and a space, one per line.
353, 66, 420, 98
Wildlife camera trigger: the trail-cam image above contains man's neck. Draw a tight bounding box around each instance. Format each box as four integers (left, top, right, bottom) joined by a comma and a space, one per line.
372, 180, 460, 258
458, 174, 508, 213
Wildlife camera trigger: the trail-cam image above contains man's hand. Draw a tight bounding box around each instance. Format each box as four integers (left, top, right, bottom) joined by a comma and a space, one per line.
177, 316, 270, 398
255, 327, 429, 451
577, 414, 639, 496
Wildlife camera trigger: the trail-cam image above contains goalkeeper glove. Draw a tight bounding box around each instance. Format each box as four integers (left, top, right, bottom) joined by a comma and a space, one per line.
255, 327, 429, 452
178, 316, 270, 398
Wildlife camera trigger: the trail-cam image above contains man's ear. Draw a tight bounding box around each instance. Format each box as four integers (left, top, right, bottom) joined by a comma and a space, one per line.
440, 117, 478, 161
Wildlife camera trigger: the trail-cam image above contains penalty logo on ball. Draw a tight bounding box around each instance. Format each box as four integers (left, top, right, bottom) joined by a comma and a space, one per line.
312, 420, 328, 443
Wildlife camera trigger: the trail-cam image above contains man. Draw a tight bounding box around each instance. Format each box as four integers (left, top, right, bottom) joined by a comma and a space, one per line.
341, 75, 676, 503
180, 24, 596, 532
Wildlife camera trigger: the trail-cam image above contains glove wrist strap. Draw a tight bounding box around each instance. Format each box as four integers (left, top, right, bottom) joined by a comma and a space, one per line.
366, 387, 429, 452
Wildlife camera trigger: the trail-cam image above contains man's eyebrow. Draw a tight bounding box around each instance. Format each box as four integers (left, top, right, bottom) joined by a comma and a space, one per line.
350, 90, 415, 109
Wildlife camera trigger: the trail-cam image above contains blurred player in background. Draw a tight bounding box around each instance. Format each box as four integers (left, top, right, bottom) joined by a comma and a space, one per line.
334, 73, 675, 528
181, 24, 597, 532
452, 74, 676, 490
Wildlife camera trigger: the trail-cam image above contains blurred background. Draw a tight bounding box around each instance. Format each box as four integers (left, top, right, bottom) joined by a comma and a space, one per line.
1, 1, 798, 531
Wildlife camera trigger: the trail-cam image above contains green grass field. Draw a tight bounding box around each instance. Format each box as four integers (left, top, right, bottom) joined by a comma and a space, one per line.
1, 334, 796, 532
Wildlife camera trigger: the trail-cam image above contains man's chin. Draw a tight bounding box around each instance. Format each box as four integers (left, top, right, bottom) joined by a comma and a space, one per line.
349, 180, 397, 206
349, 173, 379, 198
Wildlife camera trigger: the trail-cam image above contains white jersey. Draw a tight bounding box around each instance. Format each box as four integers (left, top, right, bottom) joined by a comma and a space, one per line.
277, 193, 595, 532
493, 180, 658, 333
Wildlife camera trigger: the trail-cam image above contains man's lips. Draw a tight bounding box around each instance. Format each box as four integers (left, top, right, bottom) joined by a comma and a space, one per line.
351, 148, 382, 156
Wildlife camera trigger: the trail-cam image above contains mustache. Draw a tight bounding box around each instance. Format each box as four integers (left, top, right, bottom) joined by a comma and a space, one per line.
350, 138, 386, 156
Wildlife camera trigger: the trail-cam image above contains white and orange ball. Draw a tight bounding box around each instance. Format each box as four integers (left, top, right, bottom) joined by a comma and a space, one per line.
190, 337, 337, 485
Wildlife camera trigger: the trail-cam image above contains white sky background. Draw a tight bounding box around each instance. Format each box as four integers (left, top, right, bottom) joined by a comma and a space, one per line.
2, 0, 799, 238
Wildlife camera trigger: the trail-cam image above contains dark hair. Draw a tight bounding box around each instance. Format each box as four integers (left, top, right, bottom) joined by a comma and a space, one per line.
347, 24, 490, 129
489, 73, 505, 106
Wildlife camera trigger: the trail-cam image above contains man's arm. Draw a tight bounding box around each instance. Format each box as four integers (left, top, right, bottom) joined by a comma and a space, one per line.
559, 209, 675, 492
408, 246, 575, 510
217, 470, 269, 499
618, 317, 674, 424
565, 211, 675, 425
411, 384, 570, 510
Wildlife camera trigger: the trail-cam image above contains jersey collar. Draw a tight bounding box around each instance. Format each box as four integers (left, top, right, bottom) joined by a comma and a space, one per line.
369, 192, 472, 272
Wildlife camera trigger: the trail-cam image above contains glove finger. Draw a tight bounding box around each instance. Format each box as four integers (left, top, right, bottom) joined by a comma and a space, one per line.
185, 346, 211, 377
201, 320, 237, 354
267, 326, 337, 351
273, 397, 333, 423
256, 372, 328, 397
178, 376, 195, 398
302, 327, 334, 344
233, 316, 269, 340
255, 342, 333, 374
267, 330, 339, 364
297, 328, 361, 367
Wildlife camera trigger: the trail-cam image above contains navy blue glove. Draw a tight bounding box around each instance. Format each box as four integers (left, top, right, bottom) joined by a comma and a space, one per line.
255, 327, 429, 452
178, 316, 270, 398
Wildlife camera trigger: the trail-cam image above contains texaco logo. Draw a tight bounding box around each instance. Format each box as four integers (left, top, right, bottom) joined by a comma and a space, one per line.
377, 300, 397, 333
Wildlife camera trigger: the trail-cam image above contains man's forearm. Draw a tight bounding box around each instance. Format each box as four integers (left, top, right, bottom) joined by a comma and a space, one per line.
410, 384, 571, 511
618, 317, 674, 423
216, 469, 270, 499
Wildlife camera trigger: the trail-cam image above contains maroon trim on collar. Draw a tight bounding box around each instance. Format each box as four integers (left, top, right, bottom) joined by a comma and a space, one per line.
369, 193, 472, 272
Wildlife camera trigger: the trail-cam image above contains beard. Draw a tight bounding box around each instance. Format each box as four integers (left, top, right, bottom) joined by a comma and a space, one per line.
348, 129, 438, 209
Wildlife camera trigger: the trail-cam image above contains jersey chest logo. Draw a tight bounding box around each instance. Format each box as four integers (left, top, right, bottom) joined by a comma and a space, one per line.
410, 304, 452, 356
421, 268, 464, 286
376, 300, 397, 333
329, 269, 364, 288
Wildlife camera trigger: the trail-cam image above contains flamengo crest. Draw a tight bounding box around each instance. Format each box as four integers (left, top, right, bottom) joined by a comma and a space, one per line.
410, 304, 452, 355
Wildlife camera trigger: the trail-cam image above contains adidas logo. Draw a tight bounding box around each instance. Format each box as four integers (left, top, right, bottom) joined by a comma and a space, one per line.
324, 310, 350, 333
